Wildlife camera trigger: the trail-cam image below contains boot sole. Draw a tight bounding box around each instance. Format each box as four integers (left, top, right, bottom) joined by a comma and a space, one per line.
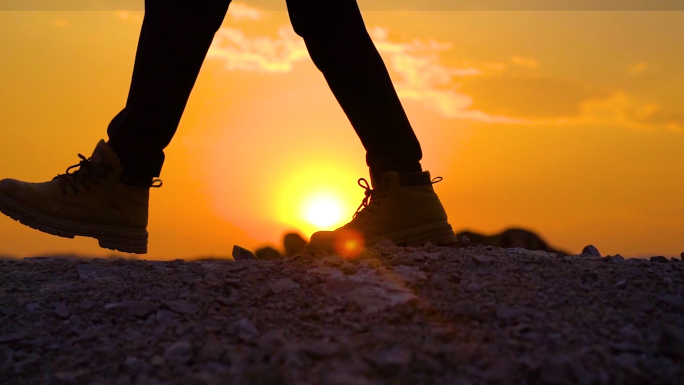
305, 221, 458, 254
0, 194, 148, 254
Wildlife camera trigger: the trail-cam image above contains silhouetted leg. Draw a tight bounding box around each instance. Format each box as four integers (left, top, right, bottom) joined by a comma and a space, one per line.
286, 0, 423, 182
107, 0, 231, 184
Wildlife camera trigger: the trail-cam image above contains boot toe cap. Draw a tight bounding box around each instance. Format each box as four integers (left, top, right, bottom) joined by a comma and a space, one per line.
0, 179, 28, 202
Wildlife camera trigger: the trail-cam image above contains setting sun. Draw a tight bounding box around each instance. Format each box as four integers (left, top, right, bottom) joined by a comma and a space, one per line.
304, 196, 343, 228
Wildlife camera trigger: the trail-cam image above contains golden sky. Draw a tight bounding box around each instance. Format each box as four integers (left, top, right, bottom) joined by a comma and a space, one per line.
1, 5, 683, 259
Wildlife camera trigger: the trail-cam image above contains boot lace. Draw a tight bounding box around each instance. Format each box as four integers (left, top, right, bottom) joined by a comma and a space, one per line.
54, 154, 108, 195
352, 178, 386, 219
54, 154, 163, 194
351, 176, 444, 220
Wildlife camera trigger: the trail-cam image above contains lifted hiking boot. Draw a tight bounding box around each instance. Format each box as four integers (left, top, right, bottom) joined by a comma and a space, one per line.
305, 171, 457, 256
0, 140, 160, 254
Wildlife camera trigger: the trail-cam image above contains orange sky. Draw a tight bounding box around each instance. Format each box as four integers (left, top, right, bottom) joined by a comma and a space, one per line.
1, 6, 683, 259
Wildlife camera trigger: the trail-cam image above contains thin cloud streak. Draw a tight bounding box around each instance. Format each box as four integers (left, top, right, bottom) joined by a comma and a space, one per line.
203, 6, 682, 132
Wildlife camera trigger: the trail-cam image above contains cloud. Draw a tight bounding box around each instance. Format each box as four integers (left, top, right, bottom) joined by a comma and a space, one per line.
203, 7, 682, 132
626, 61, 648, 76
207, 26, 308, 73
228, 3, 264, 21
511, 56, 538, 69
116, 11, 142, 23
461, 76, 600, 120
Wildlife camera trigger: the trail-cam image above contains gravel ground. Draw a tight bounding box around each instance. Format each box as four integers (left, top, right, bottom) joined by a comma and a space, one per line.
1, 241, 683, 385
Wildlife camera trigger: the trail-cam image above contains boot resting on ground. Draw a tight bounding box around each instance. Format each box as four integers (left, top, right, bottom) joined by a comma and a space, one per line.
305, 171, 457, 255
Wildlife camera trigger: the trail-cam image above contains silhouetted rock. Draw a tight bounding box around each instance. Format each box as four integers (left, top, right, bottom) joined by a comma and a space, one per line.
284, 232, 307, 257
255, 247, 281, 260
581, 245, 601, 257
455, 228, 567, 255
650, 256, 668, 263
164, 340, 192, 365
232, 245, 257, 261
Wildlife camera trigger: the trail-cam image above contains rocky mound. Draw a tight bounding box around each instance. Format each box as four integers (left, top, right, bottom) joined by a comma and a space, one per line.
1, 242, 683, 385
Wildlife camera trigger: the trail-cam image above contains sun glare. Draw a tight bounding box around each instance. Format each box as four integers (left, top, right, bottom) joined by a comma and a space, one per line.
304, 196, 343, 228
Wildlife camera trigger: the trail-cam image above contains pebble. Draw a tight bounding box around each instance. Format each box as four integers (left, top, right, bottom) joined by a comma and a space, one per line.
53, 302, 70, 319
0, 346, 13, 375
232, 245, 257, 261
163, 300, 199, 315
164, 340, 193, 365
581, 245, 601, 257
151, 356, 165, 366
496, 306, 521, 320
232, 317, 260, 340
370, 347, 412, 373
268, 278, 300, 294
155, 309, 175, 324
472, 255, 494, 264
123, 300, 157, 318
199, 335, 224, 361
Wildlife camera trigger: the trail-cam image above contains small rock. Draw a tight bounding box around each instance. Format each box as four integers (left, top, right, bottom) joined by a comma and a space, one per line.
320, 255, 344, 267
268, 278, 300, 294
215, 295, 238, 307
155, 310, 175, 324
164, 259, 186, 268
255, 247, 281, 260
615, 279, 627, 289
123, 300, 157, 318
359, 259, 382, 269
581, 245, 601, 257
424, 252, 442, 261
370, 347, 412, 374
302, 341, 340, 358
163, 300, 199, 315
164, 340, 193, 365
0, 346, 13, 375
232, 317, 260, 340
79, 299, 94, 310
650, 256, 668, 263
0, 331, 25, 344
655, 294, 684, 311
375, 238, 398, 250
495, 306, 520, 320
76, 263, 110, 280
537, 357, 571, 384
658, 324, 684, 359
459, 235, 471, 246
151, 355, 165, 366
232, 245, 257, 261
284, 232, 307, 257
466, 281, 482, 292
199, 335, 224, 361
409, 252, 425, 262
472, 255, 494, 264
53, 302, 70, 319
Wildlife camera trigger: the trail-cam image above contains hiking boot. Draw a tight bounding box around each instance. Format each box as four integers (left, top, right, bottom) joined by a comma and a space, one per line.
0, 140, 160, 254
304, 171, 457, 256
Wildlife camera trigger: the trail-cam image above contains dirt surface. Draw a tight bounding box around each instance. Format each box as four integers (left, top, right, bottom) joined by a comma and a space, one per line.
1, 241, 683, 385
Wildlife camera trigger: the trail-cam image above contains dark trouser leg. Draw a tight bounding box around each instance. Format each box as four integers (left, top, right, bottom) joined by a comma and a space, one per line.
286, 0, 423, 182
107, 0, 231, 184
